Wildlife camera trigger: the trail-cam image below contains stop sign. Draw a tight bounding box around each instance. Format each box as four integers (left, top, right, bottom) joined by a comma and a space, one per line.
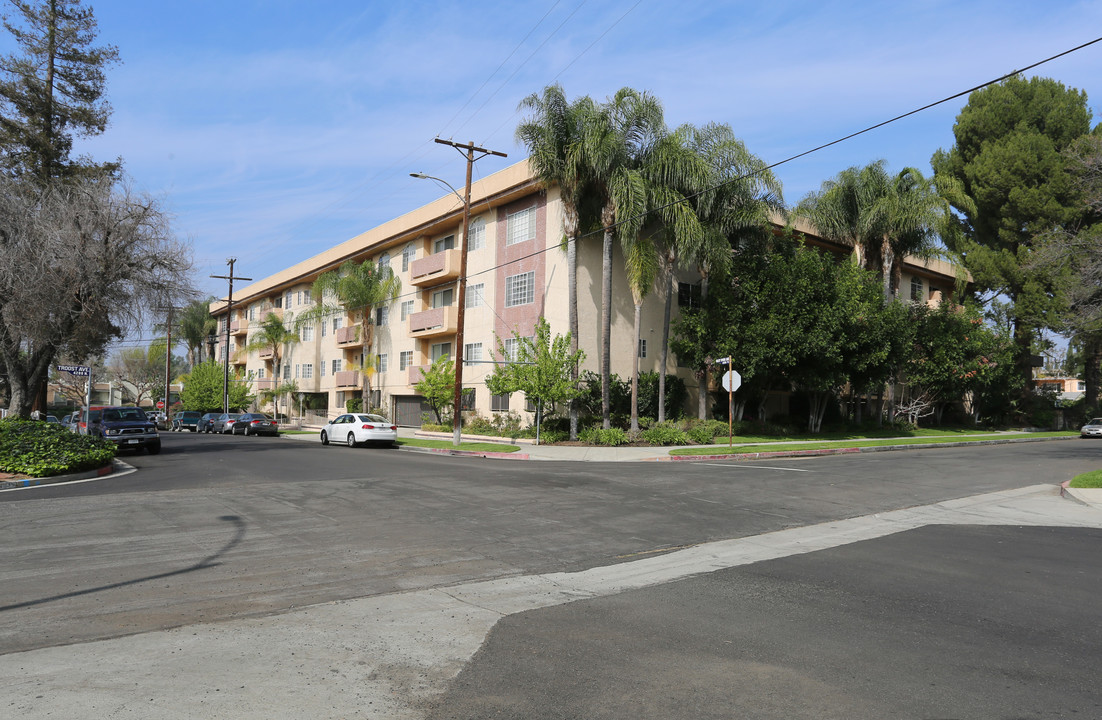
722, 370, 742, 392
156, 400, 165, 409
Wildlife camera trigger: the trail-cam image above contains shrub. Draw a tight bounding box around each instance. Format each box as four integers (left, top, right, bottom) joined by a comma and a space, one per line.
640, 423, 691, 446
579, 427, 629, 446
537, 428, 568, 444
0, 418, 115, 477
686, 424, 718, 445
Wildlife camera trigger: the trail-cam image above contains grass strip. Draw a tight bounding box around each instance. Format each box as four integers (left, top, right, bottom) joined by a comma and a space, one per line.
1069, 469, 1102, 489
672, 431, 1078, 456
397, 437, 522, 453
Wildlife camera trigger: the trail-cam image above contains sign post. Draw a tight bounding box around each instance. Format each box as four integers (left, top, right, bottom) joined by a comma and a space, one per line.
57, 365, 92, 423
718, 358, 742, 447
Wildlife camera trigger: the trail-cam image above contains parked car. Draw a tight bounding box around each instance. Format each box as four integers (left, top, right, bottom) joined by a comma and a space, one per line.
198, 413, 220, 433
1081, 418, 1102, 437
231, 412, 279, 436
172, 411, 203, 432
96, 406, 161, 454
76, 407, 105, 435
212, 413, 243, 434
45, 414, 60, 424
320, 413, 398, 448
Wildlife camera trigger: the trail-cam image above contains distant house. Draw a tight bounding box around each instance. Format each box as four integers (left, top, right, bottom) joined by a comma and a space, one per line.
1034, 375, 1084, 402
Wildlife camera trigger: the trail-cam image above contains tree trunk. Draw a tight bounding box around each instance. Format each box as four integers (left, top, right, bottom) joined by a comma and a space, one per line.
881, 240, 895, 302
696, 270, 711, 420
362, 317, 373, 412
657, 250, 675, 423
1084, 334, 1102, 410
630, 298, 642, 433
567, 236, 579, 440
600, 221, 614, 430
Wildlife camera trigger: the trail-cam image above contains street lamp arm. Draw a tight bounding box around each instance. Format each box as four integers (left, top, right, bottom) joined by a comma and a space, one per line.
409, 172, 464, 205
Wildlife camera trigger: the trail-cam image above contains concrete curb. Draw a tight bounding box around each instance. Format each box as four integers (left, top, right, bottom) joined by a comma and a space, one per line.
400, 445, 530, 460
1060, 479, 1102, 508
659, 434, 1077, 463
0, 458, 120, 490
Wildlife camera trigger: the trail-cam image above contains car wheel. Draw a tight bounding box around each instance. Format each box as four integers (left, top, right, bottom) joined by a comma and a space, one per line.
346, 432, 357, 448
321, 430, 329, 445
244, 425, 250, 436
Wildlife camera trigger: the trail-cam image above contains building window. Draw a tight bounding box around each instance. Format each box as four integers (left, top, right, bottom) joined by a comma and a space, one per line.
677, 282, 701, 308
431, 342, 452, 362
249, 305, 256, 321
506, 207, 535, 245
466, 283, 484, 308
526, 396, 539, 413
505, 272, 534, 307
1079, 381, 1086, 391
301, 324, 314, 342
332, 317, 342, 332
502, 337, 520, 362
460, 388, 476, 410
376, 306, 389, 326
492, 393, 511, 412
332, 358, 341, 374
285, 292, 293, 308
434, 234, 455, 253
320, 361, 326, 377
294, 364, 300, 379
910, 276, 923, 301
464, 342, 482, 365
401, 300, 414, 320
638, 339, 647, 358
432, 288, 454, 308
301, 363, 313, 380
378, 252, 391, 270
402, 243, 415, 272
399, 350, 413, 371
377, 353, 388, 373
467, 217, 485, 251
257, 367, 265, 379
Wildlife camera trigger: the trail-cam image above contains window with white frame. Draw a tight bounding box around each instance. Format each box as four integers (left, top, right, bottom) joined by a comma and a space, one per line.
464, 342, 482, 364
283, 364, 291, 380
431, 342, 452, 362
467, 217, 485, 251
332, 316, 342, 332
505, 272, 534, 307
295, 364, 300, 379
506, 207, 535, 245
402, 243, 415, 271
320, 361, 326, 377
466, 283, 484, 308
257, 367, 265, 379
638, 339, 647, 358
301, 363, 313, 380
285, 292, 292, 308
434, 234, 455, 253
377, 353, 388, 373
332, 358, 341, 375
378, 252, 391, 270
491, 393, 511, 412
375, 306, 389, 326
910, 275, 923, 301
432, 288, 454, 308
301, 324, 314, 342
503, 337, 520, 362
399, 350, 413, 370
401, 299, 414, 320
249, 305, 256, 321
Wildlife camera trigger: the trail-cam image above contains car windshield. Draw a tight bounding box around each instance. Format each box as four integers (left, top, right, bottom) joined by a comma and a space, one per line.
1088, 419, 1102, 425
357, 415, 389, 423
103, 408, 146, 422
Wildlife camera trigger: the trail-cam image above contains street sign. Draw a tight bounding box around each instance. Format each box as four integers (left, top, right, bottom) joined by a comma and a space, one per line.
722, 370, 742, 392
57, 364, 90, 377
156, 400, 165, 409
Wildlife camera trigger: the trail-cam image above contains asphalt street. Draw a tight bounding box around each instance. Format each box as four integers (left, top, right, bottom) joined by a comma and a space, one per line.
1, 432, 1101, 718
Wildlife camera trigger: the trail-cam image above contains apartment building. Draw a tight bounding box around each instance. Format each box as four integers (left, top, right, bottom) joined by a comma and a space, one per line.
211, 160, 960, 426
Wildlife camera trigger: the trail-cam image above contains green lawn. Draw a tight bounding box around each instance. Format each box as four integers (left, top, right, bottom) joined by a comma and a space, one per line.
1069, 469, 1102, 489
397, 437, 522, 453
672, 431, 1078, 456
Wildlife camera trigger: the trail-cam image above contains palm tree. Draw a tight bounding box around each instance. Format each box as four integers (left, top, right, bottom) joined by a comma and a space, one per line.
582, 87, 665, 429
648, 123, 784, 420
796, 161, 942, 301
298, 259, 401, 412
516, 84, 598, 440
177, 297, 217, 370
245, 312, 299, 419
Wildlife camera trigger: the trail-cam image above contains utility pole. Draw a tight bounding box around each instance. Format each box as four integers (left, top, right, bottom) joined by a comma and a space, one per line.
420, 138, 506, 446
158, 305, 178, 420
210, 259, 252, 415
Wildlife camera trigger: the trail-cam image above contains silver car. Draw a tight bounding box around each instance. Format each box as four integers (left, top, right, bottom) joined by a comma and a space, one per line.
320, 413, 398, 448
1081, 418, 1102, 438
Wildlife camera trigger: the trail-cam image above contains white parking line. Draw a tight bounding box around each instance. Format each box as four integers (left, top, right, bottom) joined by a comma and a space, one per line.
700, 463, 811, 472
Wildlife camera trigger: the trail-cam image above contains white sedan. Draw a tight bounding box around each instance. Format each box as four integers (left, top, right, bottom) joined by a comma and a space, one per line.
321, 413, 398, 448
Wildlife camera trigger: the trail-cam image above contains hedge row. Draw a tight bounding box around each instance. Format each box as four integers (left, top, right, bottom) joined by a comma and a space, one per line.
0, 418, 115, 477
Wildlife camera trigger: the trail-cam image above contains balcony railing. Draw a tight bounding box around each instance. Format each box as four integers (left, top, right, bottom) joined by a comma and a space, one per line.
407, 365, 429, 385
409, 248, 460, 286
335, 325, 362, 347
230, 320, 248, 335
334, 370, 360, 389
258, 347, 274, 359
409, 305, 458, 339
255, 378, 274, 391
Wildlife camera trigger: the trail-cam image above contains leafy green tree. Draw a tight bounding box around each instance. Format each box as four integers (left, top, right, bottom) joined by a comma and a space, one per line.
415, 354, 454, 425
0, 0, 119, 183
177, 297, 217, 370
298, 259, 401, 412
245, 313, 298, 419
932, 75, 1093, 394
179, 360, 253, 413
485, 317, 585, 441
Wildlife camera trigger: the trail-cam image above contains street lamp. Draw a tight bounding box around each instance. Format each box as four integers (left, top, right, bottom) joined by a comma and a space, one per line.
410, 171, 472, 447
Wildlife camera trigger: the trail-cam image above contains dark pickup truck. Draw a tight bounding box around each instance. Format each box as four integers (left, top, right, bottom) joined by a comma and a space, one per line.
95, 406, 161, 454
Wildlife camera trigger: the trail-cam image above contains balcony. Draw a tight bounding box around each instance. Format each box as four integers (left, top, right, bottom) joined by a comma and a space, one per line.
230, 320, 248, 336
409, 248, 460, 287
409, 305, 458, 340
255, 378, 274, 391
407, 365, 429, 385
335, 325, 363, 347
256, 306, 283, 322
334, 370, 360, 389
258, 347, 274, 360
231, 351, 247, 366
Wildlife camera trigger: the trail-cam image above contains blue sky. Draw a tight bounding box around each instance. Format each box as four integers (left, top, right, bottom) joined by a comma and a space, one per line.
27, 0, 1102, 311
